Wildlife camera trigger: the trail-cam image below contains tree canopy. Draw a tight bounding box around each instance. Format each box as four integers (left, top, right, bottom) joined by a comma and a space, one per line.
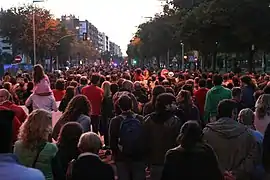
127, 0, 270, 71
0, 5, 99, 65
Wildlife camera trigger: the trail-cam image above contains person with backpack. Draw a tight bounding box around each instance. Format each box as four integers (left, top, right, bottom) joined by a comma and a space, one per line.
67, 132, 114, 180
109, 95, 146, 180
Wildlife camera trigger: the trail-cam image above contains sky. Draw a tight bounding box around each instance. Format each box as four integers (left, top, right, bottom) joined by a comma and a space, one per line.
1, 0, 163, 55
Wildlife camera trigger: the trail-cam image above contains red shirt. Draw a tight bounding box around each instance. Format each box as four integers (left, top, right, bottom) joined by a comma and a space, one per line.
194, 88, 209, 116
0, 106, 21, 142
53, 89, 66, 101
82, 85, 104, 115
2, 101, 27, 123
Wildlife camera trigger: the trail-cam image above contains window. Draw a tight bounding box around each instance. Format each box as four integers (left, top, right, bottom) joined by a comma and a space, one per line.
2, 40, 9, 43
2, 47, 11, 50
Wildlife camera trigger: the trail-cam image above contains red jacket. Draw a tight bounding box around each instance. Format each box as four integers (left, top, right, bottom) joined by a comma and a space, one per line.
1, 101, 27, 123
194, 88, 209, 116
0, 106, 21, 142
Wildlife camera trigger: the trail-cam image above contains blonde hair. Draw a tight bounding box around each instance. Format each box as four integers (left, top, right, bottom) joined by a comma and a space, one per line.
238, 108, 254, 125
101, 81, 111, 97
256, 94, 270, 119
18, 109, 52, 150
78, 132, 102, 154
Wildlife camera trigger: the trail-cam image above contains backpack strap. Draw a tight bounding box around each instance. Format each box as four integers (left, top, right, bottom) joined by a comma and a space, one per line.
66, 159, 76, 180
32, 142, 47, 168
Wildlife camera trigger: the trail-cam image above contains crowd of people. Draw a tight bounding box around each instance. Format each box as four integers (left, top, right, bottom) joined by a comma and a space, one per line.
1, 64, 270, 180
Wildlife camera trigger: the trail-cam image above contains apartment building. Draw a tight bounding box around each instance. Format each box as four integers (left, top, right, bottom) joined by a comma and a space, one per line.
0, 37, 12, 55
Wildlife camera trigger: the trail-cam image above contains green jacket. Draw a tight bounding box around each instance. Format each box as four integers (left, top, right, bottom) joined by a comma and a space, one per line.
204, 85, 232, 122
14, 141, 58, 180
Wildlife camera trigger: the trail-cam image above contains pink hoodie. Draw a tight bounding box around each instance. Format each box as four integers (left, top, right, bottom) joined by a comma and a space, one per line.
33, 75, 52, 94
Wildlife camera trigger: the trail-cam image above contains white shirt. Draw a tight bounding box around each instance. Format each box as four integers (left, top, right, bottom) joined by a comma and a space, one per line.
25, 94, 57, 112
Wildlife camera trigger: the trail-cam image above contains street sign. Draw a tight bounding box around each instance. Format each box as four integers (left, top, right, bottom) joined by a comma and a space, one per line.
14, 55, 22, 63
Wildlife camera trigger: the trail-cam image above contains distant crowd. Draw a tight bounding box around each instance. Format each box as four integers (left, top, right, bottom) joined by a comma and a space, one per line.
0, 64, 270, 180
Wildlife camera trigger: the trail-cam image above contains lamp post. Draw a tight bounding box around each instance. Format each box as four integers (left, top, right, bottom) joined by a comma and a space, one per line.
181, 42, 185, 70
32, 0, 44, 65
55, 34, 76, 70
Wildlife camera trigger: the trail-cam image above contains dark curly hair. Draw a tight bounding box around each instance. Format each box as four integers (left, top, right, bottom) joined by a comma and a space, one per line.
59, 95, 91, 123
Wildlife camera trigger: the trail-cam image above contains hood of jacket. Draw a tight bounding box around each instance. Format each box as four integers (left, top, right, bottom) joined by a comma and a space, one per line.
206, 117, 248, 139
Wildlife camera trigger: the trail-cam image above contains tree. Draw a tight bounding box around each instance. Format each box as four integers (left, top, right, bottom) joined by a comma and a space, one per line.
0, 5, 69, 64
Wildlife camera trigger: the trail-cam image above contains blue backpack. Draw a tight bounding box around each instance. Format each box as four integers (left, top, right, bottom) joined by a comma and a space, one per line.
118, 114, 142, 156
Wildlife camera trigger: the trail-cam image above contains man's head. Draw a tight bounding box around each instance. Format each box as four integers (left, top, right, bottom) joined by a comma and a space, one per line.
213, 74, 223, 86
0, 89, 11, 103
119, 95, 132, 112
78, 132, 102, 154
217, 99, 238, 119
90, 74, 100, 85
232, 87, 241, 101
198, 79, 206, 88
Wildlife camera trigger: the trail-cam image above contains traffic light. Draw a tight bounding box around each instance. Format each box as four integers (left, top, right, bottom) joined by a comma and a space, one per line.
82, 33, 87, 41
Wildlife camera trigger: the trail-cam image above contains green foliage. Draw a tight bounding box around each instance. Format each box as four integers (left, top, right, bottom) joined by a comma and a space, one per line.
128, 0, 270, 71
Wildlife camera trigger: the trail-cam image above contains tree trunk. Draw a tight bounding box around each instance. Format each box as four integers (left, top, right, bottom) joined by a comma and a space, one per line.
156, 56, 160, 69
212, 51, 217, 71
248, 50, 254, 73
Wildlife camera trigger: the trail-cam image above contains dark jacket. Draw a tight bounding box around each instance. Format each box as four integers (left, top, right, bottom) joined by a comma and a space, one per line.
241, 86, 255, 109
203, 117, 259, 180
71, 153, 114, 180
143, 112, 182, 165
51, 146, 80, 180
263, 123, 270, 172
161, 143, 223, 180
109, 112, 145, 162
101, 96, 114, 119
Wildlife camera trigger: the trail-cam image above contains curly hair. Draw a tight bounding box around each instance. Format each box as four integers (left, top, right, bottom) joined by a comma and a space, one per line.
256, 94, 270, 119
59, 95, 91, 123
18, 109, 52, 150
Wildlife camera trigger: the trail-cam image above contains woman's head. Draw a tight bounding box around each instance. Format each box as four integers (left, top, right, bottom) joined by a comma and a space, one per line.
101, 81, 111, 97
78, 132, 102, 154
33, 64, 45, 84
64, 86, 75, 100
177, 90, 192, 104
55, 79, 65, 91
151, 85, 166, 105
155, 93, 176, 114
122, 80, 134, 92
177, 121, 202, 148
57, 122, 83, 149
255, 94, 270, 119
110, 83, 119, 95
18, 109, 52, 149
61, 95, 91, 122
238, 108, 255, 127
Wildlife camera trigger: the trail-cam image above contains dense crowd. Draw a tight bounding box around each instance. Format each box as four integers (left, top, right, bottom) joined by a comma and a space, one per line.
1, 64, 270, 180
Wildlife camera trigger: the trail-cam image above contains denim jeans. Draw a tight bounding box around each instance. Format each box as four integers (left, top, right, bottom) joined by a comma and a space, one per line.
150, 165, 164, 180
116, 161, 146, 180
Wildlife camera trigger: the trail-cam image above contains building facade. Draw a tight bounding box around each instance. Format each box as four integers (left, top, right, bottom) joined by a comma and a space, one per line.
61, 15, 80, 39
99, 32, 110, 52
88, 22, 99, 49
0, 37, 12, 55
109, 41, 122, 57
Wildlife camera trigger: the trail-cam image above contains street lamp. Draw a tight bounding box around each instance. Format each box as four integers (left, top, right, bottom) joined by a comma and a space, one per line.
32, 0, 45, 65
55, 34, 76, 70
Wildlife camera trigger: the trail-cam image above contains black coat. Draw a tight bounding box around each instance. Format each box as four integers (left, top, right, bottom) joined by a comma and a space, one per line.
51, 146, 80, 180
71, 153, 114, 180
161, 142, 223, 180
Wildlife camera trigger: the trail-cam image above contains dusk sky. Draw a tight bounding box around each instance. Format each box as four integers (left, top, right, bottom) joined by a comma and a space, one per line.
1, 0, 163, 55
